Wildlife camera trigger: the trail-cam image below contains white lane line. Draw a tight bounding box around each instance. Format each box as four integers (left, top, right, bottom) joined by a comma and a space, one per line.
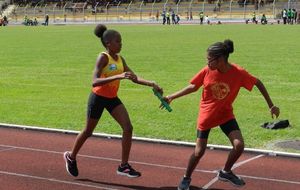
1, 144, 299, 186
232, 154, 265, 169
240, 174, 300, 185
1, 123, 300, 158
201, 177, 219, 189
0, 144, 215, 174
202, 154, 265, 189
0, 147, 16, 152
0, 170, 119, 190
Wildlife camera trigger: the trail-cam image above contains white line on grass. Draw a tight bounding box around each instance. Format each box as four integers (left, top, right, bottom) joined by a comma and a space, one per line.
1, 144, 299, 186
201, 154, 265, 189
0, 170, 119, 190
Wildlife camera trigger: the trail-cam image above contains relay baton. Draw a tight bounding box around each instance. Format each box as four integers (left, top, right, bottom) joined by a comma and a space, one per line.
152, 88, 172, 112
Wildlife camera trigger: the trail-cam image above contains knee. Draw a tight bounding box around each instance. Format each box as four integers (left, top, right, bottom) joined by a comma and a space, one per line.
122, 123, 133, 134
194, 147, 206, 158
234, 140, 244, 152
82, 128, 94, 137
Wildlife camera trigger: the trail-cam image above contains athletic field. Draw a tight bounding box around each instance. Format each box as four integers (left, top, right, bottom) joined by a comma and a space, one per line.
0, 24, 299, 152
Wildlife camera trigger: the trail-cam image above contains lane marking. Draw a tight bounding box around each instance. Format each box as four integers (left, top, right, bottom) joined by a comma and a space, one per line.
1, 144, 299, 187
0, 170, 119, 190
0, 147, 16, 152
240, 174, 300, 185
232, 154, 265, 170
202, 154, 265, 189
0, 144, 214, 174
1, 123, 300, 159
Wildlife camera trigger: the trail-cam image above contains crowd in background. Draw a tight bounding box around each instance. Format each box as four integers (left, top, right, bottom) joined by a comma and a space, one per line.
281, 8, 298, 24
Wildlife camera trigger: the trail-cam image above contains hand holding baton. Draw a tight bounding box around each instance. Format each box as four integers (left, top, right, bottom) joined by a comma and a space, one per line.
152, 88, 172, 112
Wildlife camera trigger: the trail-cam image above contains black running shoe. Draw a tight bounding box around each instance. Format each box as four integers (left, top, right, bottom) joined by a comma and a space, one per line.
63, 151, 78, 177
178, 176, 191, 190
218, 170, 245, 187
117, 163, 141, 178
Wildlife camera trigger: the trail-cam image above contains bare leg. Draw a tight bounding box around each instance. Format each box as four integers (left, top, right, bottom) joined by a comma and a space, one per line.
185, 138, 207, 178
223, 130, 244, 171
70, 118, 99, 159
110, 104, 133, 164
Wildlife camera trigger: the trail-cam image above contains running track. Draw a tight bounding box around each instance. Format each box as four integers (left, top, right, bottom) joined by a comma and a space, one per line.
0, 126, 299, 190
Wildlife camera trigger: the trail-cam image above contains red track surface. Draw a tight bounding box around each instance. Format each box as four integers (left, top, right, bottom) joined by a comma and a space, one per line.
0, 127, 299, 190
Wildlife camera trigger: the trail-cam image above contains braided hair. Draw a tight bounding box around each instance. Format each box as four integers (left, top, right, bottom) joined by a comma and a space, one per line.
207, 39, 234, 61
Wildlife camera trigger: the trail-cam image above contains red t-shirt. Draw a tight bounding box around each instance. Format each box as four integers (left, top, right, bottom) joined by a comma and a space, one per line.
190, 64, 257, 131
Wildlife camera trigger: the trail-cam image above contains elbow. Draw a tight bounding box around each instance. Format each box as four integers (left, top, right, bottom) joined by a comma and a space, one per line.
255, 78, 262, 87
92, 80, 98, 87
189, 84, 199, 93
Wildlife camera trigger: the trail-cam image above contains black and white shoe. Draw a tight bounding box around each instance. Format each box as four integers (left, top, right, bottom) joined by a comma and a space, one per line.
63, 151, 78, 177
218, 170, 245, 187
117, 163, 141, 178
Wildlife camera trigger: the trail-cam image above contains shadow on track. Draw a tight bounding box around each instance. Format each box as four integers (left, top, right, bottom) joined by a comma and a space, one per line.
75, 178, 224, 190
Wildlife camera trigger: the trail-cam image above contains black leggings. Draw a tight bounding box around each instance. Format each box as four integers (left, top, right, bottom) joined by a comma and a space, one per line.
87, 92, 122, 120
197, 119, 240, 139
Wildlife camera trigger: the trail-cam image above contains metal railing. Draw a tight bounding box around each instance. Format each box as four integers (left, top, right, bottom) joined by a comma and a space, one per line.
7, 0, 298, 24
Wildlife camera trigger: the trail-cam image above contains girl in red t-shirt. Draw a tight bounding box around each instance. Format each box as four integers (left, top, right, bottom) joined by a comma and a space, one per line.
164, 39, 280, 189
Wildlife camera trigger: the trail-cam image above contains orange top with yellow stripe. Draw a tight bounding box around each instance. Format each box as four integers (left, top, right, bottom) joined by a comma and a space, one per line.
92, 52, 124, 98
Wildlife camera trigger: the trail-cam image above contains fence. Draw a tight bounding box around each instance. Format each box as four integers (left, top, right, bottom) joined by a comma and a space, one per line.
7, 0, 299, 24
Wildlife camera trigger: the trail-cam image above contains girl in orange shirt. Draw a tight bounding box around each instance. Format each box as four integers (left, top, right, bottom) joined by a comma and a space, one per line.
164, 39, 280, 189
63, 24, 163, 178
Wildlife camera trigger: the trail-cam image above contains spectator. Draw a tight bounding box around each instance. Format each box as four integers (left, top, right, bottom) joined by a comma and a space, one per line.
161, 11, 166, 25
287, 9, 292, 24
261, 14, 267, 25
172, 11, 176, 24
199, 11, 204, 24
0, 16, 3, 26
166, 11, 170, 25
3, 15, 8, 26
217, 1, 221, 11
189, 11, 193, 20
293, 9, 297, 24
45, 14, 49, 26
204, 15, 210, 25
156, 10, 159, 21
252, 12, 257, 24
282, 9, 287, 24
176, 14, 180, 24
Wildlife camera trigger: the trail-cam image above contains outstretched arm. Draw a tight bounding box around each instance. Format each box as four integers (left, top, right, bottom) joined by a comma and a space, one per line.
122, 57, 163, 94
164, 84, 199, 104
255, 79, 280, 118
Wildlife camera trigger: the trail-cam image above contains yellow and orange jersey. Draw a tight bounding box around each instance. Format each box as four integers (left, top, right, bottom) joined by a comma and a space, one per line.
92, 52, 124, 98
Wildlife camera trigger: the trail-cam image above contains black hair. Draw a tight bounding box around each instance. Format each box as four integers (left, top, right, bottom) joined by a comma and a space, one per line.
94, 24, 120, 47
207, 39, 234, 61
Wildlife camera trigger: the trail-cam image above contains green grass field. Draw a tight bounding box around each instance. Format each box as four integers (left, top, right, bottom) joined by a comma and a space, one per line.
0, 24, 299, 152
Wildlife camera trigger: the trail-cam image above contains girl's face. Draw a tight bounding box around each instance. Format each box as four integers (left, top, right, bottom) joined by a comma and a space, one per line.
107, 33, 122, 54
206, 53, 220, 70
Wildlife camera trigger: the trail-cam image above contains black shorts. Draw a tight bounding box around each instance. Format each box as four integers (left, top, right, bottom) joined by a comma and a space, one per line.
87, 92, 123, 119
197, 119, 240, 139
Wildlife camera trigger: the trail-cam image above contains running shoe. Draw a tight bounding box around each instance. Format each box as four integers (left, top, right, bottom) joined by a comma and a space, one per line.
117, 163, 141, 178
178, 176, 191, 190
63, 151, 78, 177
218, 170, 245, 187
